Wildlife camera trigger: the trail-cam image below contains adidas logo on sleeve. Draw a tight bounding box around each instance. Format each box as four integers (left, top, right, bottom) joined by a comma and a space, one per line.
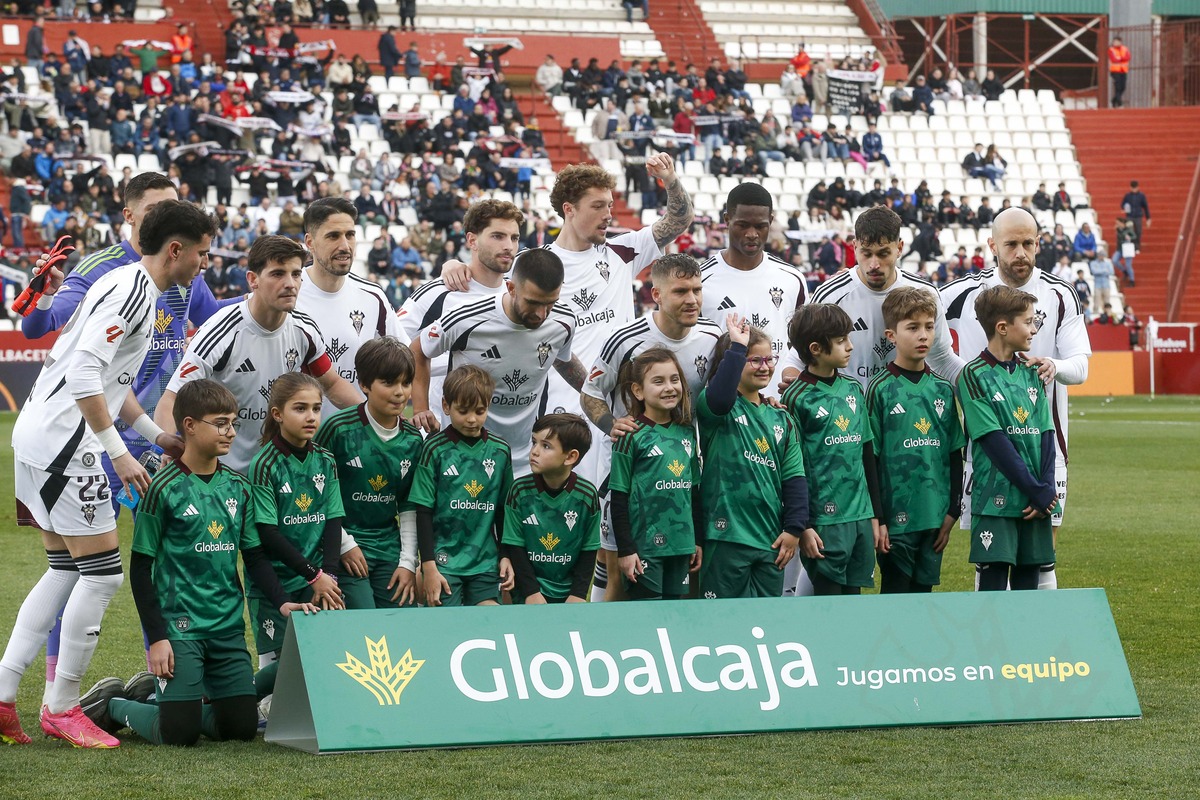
523, 513, 539, 525
443, 465, 460, 476
647, 445, 664, 456
890, 403, 906, 415
235, 358, 256, 374
346, 456, 363, 468
735, 415, 748, 426
278, 482, 292, 494
816, 407, 829, 418
183, 504, 198, 517
992, 391, 1005, 402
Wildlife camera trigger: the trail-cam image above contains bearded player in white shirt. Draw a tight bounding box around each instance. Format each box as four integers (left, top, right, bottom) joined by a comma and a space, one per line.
1, 201, 216, 748
940, 207, 1091, 590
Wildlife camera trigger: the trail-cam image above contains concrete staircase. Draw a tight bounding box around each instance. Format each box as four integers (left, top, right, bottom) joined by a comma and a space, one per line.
1066, 107, 1200, 323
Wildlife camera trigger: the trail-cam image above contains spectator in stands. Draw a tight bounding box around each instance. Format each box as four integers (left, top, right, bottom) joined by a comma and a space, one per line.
354, 185, 386, 224
536, 54, 563, 99
1032, 182, 1052, 212
327, 0, 352, 26
1073, 222, 1097, 261
781, 63, 805, 101
1052, 181, 1074, 212
1051, 223, 1073, 263
975, 196, 994, 229
366, 235, 391, 279
1123, 304, 1143, 347
889, 79, 912, 113
672, 102, 696, 164
811, 62, 829, 114
404, 41, 422, 79
41, 197, 69, 241
943, 68, 964, 101
1094, 302, 1119, 325
1108, 36, 1130, 108
981, 69, 1004, 101
927, 68, 949, 100
861, 121, 889, 168
25, 16, 45, 74
171, 24, 194, 64
370, 151, 400, 191
1089, 245, 1114, 312
822, 123, 849, 164
911, 74, 935, 115
1114, 216, 1137, 286
8, 179, 30, 248
391, 236, 422, 275
960, 68, 983, 100
1121, 179, 1150, 246
622, 0, 648, 22
327, 53, 353, 90
378, 26, 402, 79
1035, 231, 1056, 273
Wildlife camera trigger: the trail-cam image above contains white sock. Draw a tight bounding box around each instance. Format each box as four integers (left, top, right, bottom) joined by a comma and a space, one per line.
1038, 564, 1058, 590
0, 559, 79, 703
259, 651, 278, 669
590, 559, 608, 603
47, 551, 123, 714
781, 559, 814, 597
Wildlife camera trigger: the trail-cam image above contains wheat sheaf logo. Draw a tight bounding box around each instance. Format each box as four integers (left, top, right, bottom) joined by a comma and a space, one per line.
369, 474, 388, 491
540, 531, 561, 551
207, 520, 224, 539
295, 493, 314, 512
153, 308, 173, 334
1013, 407, 1030, 424
833, 414, 851, 432
754, 436, 771, 454
337, 636, 424, 706
667, 459, 686, 477
463, 479, 485, 498
913, 417, 932, 435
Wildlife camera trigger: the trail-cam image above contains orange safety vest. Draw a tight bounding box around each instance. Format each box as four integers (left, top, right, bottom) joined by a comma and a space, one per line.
1108, 45, 1130, 74
171, 33, 193, 63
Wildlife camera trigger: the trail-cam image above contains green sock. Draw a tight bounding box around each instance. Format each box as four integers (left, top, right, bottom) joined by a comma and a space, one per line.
109, 697, 163, 745
255, 660, 278, 699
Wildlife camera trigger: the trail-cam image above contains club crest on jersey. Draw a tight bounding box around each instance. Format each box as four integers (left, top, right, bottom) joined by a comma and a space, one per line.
263, 619, 276, 641
537, 342, 551, 367
82, 503, 96, 526
153, 308, 174, 335
572, 287, 598, 310
436, 551, 449, 566
208, 520, 224, 539
82, 453, 96, 468
993, 495, 1006, 509
979, 530, 994, 550
704, 591, 717, 599
349, 309, 365, 335
400, 459, 412, 479
824, 502, 838, 515
313, 474, 327, 494
226, 498, 238, 519
681, 438, 693, 457
715, 518, 728, 531
1027, 386, 1039, 406
934, 398, 946, 418
895, 512, 909, 525
285, 348, 299, 371
769, 286, 784, 309
694, 354, 709, 380
845, 394, 857, 413
157, 677, 168, 693
873, 336, 895, 360
502, 369, 529, 392
595, 260, 610, 282
653, 532, 666, 546
483, 458, 496, 478
774, 424, 785, 444
1033, 308, 1047, 333
564, 510, 578, 530
174, 617, 190, 632
328, 338, 350, 363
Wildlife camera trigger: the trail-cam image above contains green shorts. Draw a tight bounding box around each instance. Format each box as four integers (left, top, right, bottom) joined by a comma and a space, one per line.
970, 514, 1054, 566
341, 558, 414, 610
625, 554, 692, 600
441, 572, 501, 606
249, 587, 314, 656
155, 634, 255, 703
700, 540, 784, 598
881, 527, 944, 587
801, 519, 876, 589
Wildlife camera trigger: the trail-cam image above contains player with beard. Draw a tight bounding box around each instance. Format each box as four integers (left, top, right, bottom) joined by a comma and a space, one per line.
940, 207, 1090, 590
400, 200, 523, 429
295, 197, 403, 420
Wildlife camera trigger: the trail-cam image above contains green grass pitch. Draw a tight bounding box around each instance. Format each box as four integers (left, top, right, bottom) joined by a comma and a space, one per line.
1, 396, 1197, 799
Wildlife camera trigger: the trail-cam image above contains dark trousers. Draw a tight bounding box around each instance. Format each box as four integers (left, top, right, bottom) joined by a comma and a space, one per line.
1112, 71, 1127, 107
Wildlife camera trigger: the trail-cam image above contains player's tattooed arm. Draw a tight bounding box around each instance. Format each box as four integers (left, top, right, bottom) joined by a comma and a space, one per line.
553, 354, 588, 391
579, 392, 614, 430
651, 175, 694, 248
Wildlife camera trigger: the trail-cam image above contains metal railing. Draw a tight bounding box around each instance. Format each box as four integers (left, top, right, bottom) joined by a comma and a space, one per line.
1104, 19, 1200, 108
1166, 154, 1200, 323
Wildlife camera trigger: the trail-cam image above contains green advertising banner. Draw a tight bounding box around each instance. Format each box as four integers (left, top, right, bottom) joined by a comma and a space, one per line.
265, 589, 1139, 753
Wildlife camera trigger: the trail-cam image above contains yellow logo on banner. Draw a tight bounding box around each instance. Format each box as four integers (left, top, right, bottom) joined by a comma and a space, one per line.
337, 636, 424, 706
913, 417, 932, 435
295, 493, 313, 512
834, 415, 851, 432
540, 531, 560, 551
153, 308, 173, 335
667, 459, 686, 477
1013, 407, 1030, 424
207, 521, 223, 539
464, 479, 485, 498
369, 474, 388, 492
754, 436, 770, 454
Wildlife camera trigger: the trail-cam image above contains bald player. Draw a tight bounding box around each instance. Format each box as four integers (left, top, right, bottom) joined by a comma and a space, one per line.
940, 207, 1091, 590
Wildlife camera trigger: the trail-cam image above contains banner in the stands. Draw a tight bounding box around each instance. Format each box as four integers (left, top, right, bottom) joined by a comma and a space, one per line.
266, 589, 1140, 753
827, 69, 875, 115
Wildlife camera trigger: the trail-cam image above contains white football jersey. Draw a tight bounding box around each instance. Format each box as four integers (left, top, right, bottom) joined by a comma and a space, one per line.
296, 270, 402, 418
13, 263, 162, 475
940, 267, 1091, 459
541, 227, 662, 417
398, 277, 506, 427
167, 303, 334, 472
802, 267, 964, 388
700, 251, 808, 398
419, 293, 576, 470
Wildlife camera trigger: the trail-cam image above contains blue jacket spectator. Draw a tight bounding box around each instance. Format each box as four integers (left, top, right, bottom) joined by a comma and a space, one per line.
34, 148, 61, 182
1073, 224, 1097, 260
391, 240, 422, 272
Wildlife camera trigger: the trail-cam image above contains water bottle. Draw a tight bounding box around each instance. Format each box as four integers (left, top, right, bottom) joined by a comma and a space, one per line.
116, 445, 164, 510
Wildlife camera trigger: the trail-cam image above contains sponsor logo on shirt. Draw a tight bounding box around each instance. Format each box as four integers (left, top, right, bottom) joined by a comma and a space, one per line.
106, 325, 124, 343
833, 415, 851, 432
153, 308, 174, 334
667, 459, 686, 477
369, 474, 388, 491
914, 418, 932, 435
328, 338, 350, 363
502, 369, 529, 392
572, 287, 598, 310
754, 436, 770, 455
539, 531, 561, 551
